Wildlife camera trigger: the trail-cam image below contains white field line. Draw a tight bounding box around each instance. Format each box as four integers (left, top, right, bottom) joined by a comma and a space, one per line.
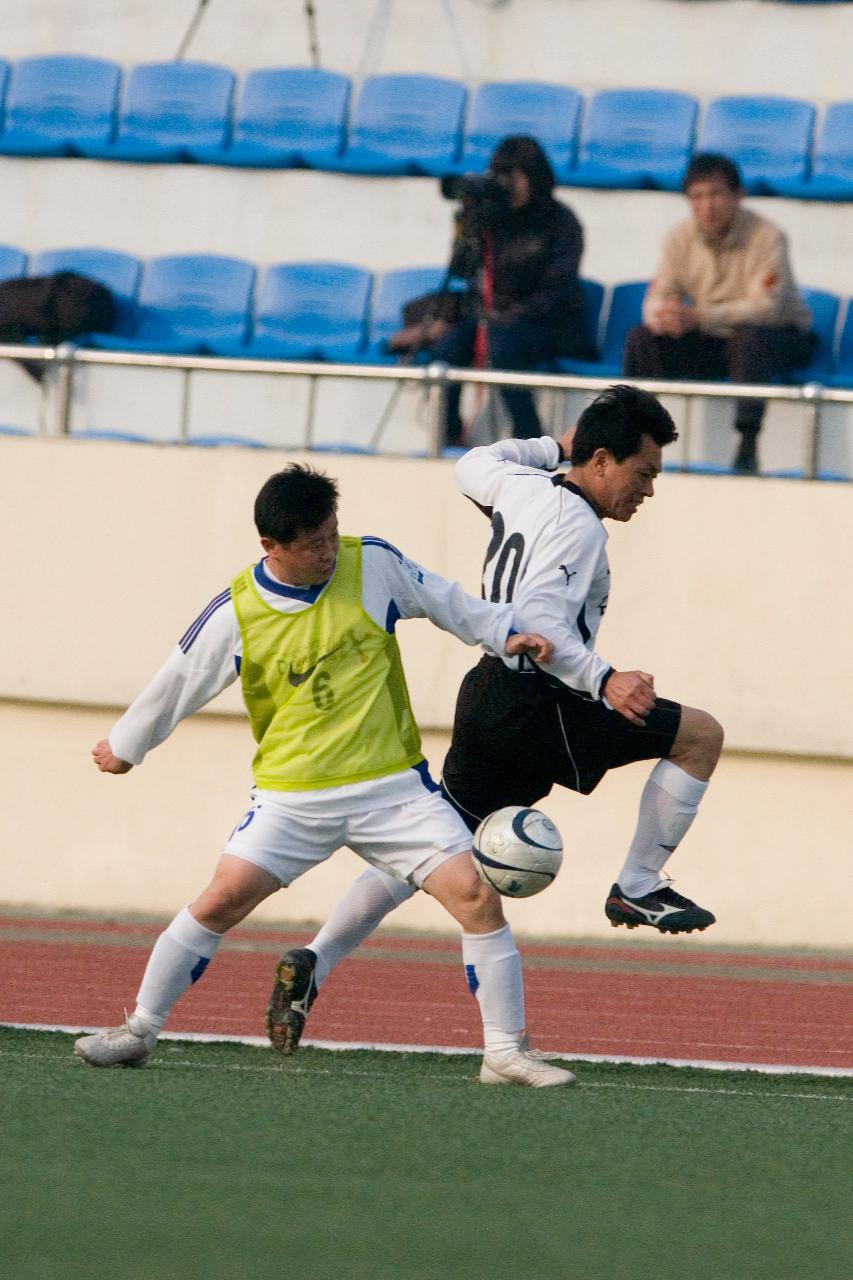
4, 1020, 853, 1081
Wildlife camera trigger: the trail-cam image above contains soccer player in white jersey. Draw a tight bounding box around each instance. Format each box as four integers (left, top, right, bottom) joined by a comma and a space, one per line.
74, 463, 576, 1088
271, 385, 725, 1056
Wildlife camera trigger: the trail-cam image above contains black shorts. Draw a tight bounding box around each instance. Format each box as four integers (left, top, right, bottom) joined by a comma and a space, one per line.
441, 655, 681, 832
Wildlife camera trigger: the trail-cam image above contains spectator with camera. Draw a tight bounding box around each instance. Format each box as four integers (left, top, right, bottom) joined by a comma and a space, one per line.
388, 134, 593, 446
623, 152, 815, 475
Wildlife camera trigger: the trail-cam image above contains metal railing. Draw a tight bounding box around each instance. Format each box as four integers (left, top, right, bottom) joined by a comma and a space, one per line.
3, 342, 852, 477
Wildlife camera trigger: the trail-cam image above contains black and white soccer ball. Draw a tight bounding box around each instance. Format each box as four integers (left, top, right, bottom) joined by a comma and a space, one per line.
471, 806, 563, 898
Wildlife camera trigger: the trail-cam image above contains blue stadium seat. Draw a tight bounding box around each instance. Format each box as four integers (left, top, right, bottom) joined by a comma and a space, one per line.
0, 243, 27, 281
454, 81, 581, 180
216, 67, 350, 168
213, 261, 372, 361
77, 61, 235, 163
776, 103, 853, 200
578, 278, 606, 358
696, 95, 815, 194
820, 298, 853, 386
328, 74, 466, 176
784, 288, 840, 381
30, 247, 142, 337
0, 55, 121, 156
185, 434, 268, 449
565, 89, 698, 192
365, 266, 466, 362
69, 428, 158, 444
89, 254, 255, 353
555, 281, 647, 377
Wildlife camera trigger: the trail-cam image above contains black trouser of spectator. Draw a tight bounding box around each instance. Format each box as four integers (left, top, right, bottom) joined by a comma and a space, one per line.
623, 324, 816, 437
431, 317, 566, 445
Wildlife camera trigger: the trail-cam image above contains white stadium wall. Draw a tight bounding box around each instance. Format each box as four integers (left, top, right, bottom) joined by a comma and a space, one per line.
1, 0, 852, 944
1, 438, 851, 947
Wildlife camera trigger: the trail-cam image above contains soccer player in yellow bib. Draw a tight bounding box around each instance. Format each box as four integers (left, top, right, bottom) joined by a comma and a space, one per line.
74, 463, 575, 1087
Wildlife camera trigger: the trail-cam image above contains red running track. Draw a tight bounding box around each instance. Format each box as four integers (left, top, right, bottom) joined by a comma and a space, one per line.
2, 916, 851, 1071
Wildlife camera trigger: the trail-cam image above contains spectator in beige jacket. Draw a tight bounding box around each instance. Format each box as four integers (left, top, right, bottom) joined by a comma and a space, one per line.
623, 153, 814, 474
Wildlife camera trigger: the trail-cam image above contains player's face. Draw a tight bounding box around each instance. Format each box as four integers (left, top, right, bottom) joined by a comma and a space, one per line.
599, 435, 662, 522
686, 176, 741, 240
261, 513, 340, 586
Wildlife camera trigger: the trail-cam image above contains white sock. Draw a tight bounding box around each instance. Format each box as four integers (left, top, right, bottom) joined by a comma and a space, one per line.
309, 865, 416, 987
134, 906, 223, 1031
617, 759, 709, 898
462, 924, 525, 1055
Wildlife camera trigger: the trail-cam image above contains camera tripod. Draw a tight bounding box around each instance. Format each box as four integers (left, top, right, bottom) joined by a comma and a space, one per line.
175, 0, 321, 66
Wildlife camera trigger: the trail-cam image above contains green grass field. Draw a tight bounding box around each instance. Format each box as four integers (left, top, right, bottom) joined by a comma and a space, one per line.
1, 1028, 850, 1280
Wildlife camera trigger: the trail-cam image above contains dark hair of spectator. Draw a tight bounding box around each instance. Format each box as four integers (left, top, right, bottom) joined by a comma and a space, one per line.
682, 152, 743, 194
570, 385, 678, 465
489, 134, 555, 203
254, 464, 339, 543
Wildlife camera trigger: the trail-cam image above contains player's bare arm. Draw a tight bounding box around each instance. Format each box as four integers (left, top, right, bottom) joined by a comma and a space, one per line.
92, 738, 133, 774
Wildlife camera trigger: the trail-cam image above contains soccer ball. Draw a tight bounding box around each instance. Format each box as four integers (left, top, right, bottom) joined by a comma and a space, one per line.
471, 806, 563, 898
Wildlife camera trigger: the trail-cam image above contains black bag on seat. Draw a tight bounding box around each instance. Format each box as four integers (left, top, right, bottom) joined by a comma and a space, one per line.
0, 271, 115, 344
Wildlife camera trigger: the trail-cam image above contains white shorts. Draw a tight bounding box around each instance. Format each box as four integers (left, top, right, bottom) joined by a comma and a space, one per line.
222, 766, 473, 888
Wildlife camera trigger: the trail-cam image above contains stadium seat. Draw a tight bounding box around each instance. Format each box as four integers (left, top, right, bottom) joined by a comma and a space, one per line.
185, 434, 268, 448
0, 55, 121, 156
68, 428, 158, 443
327, 74, 466, 176
77, 61, 235, 163
213, 261, 372, 361
775, 102, 853, 200
696, 95, 815, 194
578, 278, 606, 358
454, 81, 581, 180
784, 288, 840, 381
216, 67, 350, 168
89, 254, 255, 353
364, 266, 465, 362
30, 247, 142, 337
555, 280, 647, 377
565, 89, 698, 192
820, 298, 853, 386
0, 244, 27, 281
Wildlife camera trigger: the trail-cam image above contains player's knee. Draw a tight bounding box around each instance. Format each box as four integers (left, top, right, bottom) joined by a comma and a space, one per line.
424, 855, 505, 929
698, 710, 725, 761
671, 706, 724, 776
191, 882, 252, 932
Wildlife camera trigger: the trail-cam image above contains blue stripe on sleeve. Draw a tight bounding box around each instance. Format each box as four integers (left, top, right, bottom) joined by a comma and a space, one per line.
179, 588, 231, 654
362, 536, 404, 562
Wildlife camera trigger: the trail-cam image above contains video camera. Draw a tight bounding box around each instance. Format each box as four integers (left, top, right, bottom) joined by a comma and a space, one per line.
439, 170, 513, 206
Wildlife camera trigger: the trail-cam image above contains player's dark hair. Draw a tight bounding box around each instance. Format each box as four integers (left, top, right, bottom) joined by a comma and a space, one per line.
570, 385, 678, 465
682, 151, 742, 194
254, 464, 339, 544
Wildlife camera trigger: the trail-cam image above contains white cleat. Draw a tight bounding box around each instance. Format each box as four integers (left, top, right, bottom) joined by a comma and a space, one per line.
479, 1046, 577, 1088
74, 1013, 158, 1068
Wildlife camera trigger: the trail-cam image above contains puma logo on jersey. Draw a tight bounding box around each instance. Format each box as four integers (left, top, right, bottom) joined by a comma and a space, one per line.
558, 564, 576, 585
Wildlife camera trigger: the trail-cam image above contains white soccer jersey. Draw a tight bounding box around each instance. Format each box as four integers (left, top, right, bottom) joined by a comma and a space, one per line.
109, 537, 514, 767
455, 437, 612, 699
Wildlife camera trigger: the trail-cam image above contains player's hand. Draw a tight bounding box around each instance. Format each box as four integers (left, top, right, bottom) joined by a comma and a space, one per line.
601, 670, 656, 726
92, 739, 133, 774
505, 632, 555, 664
556, 424, 576, 461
